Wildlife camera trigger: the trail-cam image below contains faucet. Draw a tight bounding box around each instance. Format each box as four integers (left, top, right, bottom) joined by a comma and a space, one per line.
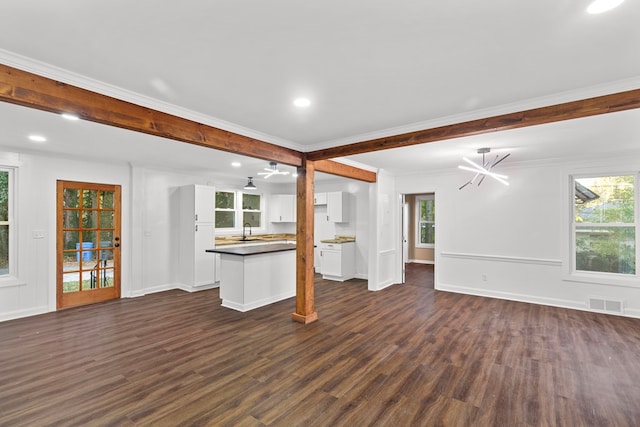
242, 222, 252, 240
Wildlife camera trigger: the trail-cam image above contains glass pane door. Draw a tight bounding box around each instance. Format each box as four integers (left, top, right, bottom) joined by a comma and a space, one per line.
57, 181, 121, 309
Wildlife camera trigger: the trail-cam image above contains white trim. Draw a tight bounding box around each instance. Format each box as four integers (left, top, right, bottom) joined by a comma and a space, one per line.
0, 49, 301, 151
0, 164, 19, 284
436, 282, 640, 320
305, 75, 640, 151
370, 280, 397, 291
567, 172, 639, 286
5, 48, 640, 155
440, 251, 562, 266
0, 305, 49, 322
408, 259, 434, 265
221, 290, 295, 312
129, 283, 175, 298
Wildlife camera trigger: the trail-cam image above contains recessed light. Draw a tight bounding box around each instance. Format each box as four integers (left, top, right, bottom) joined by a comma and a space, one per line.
28, 134, 47, 143
61, 113, 80, 121
293, 98, 311, 108
231, 162, 241, 167
587, 0, 624, 14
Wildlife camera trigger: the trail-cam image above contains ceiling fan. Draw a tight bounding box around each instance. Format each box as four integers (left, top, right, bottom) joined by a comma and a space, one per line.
257, 161, 290, 179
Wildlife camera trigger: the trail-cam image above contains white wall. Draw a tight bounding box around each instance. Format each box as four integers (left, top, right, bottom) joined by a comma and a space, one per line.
0, 149, 300, 321
314, 178, 370, 279
0, 150, 132, 321
395, 154, 640, 318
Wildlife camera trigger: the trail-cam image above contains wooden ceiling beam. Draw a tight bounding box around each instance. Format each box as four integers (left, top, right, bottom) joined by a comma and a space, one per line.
313, 159, 377, 183
306, 88, 640, 161
0, 64, 303, 167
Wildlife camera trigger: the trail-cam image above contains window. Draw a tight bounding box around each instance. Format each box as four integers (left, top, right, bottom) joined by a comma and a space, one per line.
242, 193, 262, 227
573, 175, 636, 276
215, 190, 263, 231
0, 169, 13, 276
215, 191, 236, 229
416, 195, 435, 248
0, 167, 14, 278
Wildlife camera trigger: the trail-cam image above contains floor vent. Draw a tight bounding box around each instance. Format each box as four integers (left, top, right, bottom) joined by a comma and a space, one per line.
589, 297, 623, 314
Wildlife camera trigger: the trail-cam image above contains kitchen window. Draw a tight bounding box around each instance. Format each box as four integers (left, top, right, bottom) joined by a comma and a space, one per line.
215, 191, 263, 231
572, 174, 636, 276
416, 195, 435, 248
215, 191, 236, 229
242, 193, 262, 228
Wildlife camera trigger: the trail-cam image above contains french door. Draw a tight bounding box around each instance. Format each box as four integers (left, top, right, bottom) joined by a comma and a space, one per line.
56, 181, 121, 309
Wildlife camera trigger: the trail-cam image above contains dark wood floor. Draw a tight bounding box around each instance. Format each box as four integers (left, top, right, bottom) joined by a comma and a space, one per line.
1, 263, 640, 426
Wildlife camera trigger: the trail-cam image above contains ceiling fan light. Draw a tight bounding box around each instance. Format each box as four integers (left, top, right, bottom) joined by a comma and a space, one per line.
459, 147, 510, 189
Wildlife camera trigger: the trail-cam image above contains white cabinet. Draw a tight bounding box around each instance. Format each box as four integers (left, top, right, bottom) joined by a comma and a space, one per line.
320, 242, 355, 281
327, 191, 349, 223
270, 194, 296, 223
314, 192, 327, 205
179, 185, 216, 289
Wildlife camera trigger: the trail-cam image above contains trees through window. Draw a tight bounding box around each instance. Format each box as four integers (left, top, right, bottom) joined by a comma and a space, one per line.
573, 175, 636, 275
416, 195, 435, 248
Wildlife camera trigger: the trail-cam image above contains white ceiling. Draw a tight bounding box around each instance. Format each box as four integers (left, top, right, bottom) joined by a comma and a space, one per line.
1, 0, 639, 179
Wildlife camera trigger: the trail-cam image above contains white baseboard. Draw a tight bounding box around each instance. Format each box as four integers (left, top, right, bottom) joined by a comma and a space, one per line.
0, 305, 49, 322
437, 282, 640, 319
369, 280, 398, 292
408, 259, 434, 265
221, 290, 295, 312
176, 282, 219, 293
130, 283, 175, 298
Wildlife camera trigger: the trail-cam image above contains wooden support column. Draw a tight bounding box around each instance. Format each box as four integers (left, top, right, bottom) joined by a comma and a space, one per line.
292, 157, 318, 324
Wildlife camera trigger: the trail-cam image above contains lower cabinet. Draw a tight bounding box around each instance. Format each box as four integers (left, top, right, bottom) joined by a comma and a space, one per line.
179, 222, 216, 289
320, 242, 355, 281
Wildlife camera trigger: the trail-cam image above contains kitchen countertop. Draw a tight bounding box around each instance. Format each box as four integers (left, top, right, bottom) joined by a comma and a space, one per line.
215, 233, 295, 246
320, 235, 356, 244
206, 243, 296, 256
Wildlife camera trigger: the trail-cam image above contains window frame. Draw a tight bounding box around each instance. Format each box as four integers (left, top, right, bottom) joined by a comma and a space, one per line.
415, 195, 435, 249
0, 164, 19, 287
214, 190, 237, 230
568, 172, 639, 285
214, 190, 264, 234
241, 192, 263, 228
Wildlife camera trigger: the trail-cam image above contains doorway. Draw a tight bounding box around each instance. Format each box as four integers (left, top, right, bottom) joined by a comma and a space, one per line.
402, 193, 435, 283
56, 181, 121, 309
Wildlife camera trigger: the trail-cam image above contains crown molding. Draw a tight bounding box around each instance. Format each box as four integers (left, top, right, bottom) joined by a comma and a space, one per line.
3, 48, 639, 156
305, 76, 640, 152
0, 49, 304, 152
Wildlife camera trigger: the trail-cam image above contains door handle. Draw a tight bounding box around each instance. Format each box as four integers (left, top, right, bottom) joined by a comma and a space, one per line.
114, 243, 120, 248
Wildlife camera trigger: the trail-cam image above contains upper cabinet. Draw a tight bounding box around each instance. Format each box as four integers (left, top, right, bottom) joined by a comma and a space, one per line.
181, 184, 215, 223
270, 194, 296, 223
314, 192, 327, 205
327, 191, 349, 223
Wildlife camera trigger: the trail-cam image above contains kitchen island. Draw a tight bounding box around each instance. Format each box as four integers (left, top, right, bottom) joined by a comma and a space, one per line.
206, 243, 296, 312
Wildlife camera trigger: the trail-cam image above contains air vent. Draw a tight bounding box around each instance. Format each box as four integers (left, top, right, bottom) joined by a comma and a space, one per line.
589, 297, 623, 314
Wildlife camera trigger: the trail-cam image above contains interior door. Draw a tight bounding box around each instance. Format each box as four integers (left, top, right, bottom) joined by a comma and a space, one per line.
402, 195, 408, 283
56, 181, 121, 309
